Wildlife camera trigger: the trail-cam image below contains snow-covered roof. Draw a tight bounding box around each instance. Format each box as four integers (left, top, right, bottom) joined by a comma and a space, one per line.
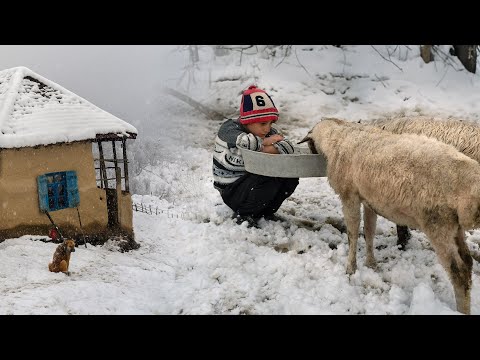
0, 66, 137, 149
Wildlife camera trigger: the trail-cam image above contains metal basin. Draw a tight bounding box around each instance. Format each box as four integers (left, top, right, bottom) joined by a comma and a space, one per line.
242, 147, 327, 178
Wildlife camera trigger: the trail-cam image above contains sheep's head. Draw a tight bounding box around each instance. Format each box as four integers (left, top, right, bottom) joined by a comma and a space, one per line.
299, 118, 347, 154
298, 129, 318, 154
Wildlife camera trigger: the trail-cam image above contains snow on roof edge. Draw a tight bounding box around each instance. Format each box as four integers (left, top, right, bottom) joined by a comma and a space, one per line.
0, 67, 25, 128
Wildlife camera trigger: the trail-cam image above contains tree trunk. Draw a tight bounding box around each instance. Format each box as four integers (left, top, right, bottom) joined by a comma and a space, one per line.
420, 45, 433, 63
453, 45, 477, 73
189, 45, 199, 63
213, 45, 229, 57
163, 87, 226, 120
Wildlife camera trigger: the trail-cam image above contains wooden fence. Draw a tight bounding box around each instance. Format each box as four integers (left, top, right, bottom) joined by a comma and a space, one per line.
132, 202, 188, 219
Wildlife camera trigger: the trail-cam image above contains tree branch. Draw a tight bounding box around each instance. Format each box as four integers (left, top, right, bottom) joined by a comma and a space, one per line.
371, 46, 403, 71
163, 87, 227, 120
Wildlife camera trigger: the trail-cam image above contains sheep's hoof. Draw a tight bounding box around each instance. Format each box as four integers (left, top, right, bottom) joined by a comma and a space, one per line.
346, 265, 356, 275
365, 259, 377, 269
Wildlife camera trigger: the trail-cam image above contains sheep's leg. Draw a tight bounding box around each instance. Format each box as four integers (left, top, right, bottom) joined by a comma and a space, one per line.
424, 225, 472, 315
342, 195, 361, 275
451, 227, 471, 315
396, 225, 411, 250
363, 205, 377, 269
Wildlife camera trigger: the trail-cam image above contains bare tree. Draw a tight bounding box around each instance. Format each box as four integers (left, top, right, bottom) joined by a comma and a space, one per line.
420, 45, 434, 63
176, 45, 201, 91
452, 45, 477, 73
420, 45, 476, 75
189, 45, 199, 63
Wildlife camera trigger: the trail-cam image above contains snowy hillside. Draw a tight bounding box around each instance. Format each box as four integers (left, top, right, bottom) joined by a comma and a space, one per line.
2, 45, 480, 314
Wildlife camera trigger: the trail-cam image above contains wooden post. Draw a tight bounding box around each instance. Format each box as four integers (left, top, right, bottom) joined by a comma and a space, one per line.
112, 140, 121, 191
112, 140, 119, 176
115, 166, 121, 227
98, 141, 108, 189
122, 138, 130, 192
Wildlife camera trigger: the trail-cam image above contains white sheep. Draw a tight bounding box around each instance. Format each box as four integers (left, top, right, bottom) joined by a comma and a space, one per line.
367, 116, 480, 249
369, 116, 480, 163
300, 117, 478, 314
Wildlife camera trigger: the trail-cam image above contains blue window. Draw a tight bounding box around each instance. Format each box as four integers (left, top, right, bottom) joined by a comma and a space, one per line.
37, 171, 80, 212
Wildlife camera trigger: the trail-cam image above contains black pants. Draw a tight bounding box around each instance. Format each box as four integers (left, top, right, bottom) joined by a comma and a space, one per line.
221, 173, 299, 218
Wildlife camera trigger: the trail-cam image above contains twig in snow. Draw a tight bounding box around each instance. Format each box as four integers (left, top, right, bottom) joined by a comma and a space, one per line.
275, 46, 293, 68
375, 74, 387, 88
371, 46, 403, 72
435, 65, 450, 87
293, 47, 314, 78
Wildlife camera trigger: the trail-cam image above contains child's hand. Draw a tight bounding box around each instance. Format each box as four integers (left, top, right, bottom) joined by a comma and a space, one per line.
263, 134, 284, 146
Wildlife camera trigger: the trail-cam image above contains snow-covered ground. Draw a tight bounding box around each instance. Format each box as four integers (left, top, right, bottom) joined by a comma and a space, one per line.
2, 45, 480, 314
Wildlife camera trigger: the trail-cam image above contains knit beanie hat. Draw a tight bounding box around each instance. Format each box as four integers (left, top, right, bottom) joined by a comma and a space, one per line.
239, 85, 279, 125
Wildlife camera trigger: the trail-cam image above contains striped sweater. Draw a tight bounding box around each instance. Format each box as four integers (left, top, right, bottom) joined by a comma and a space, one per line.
212, 118, 295, 191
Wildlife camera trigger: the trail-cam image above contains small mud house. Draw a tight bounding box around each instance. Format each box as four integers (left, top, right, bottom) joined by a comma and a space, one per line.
0, 66, 138, 245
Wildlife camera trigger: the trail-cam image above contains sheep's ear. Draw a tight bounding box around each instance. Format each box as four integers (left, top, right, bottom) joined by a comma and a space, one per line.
298, 130, 312, 144
297, 136, 310, 144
